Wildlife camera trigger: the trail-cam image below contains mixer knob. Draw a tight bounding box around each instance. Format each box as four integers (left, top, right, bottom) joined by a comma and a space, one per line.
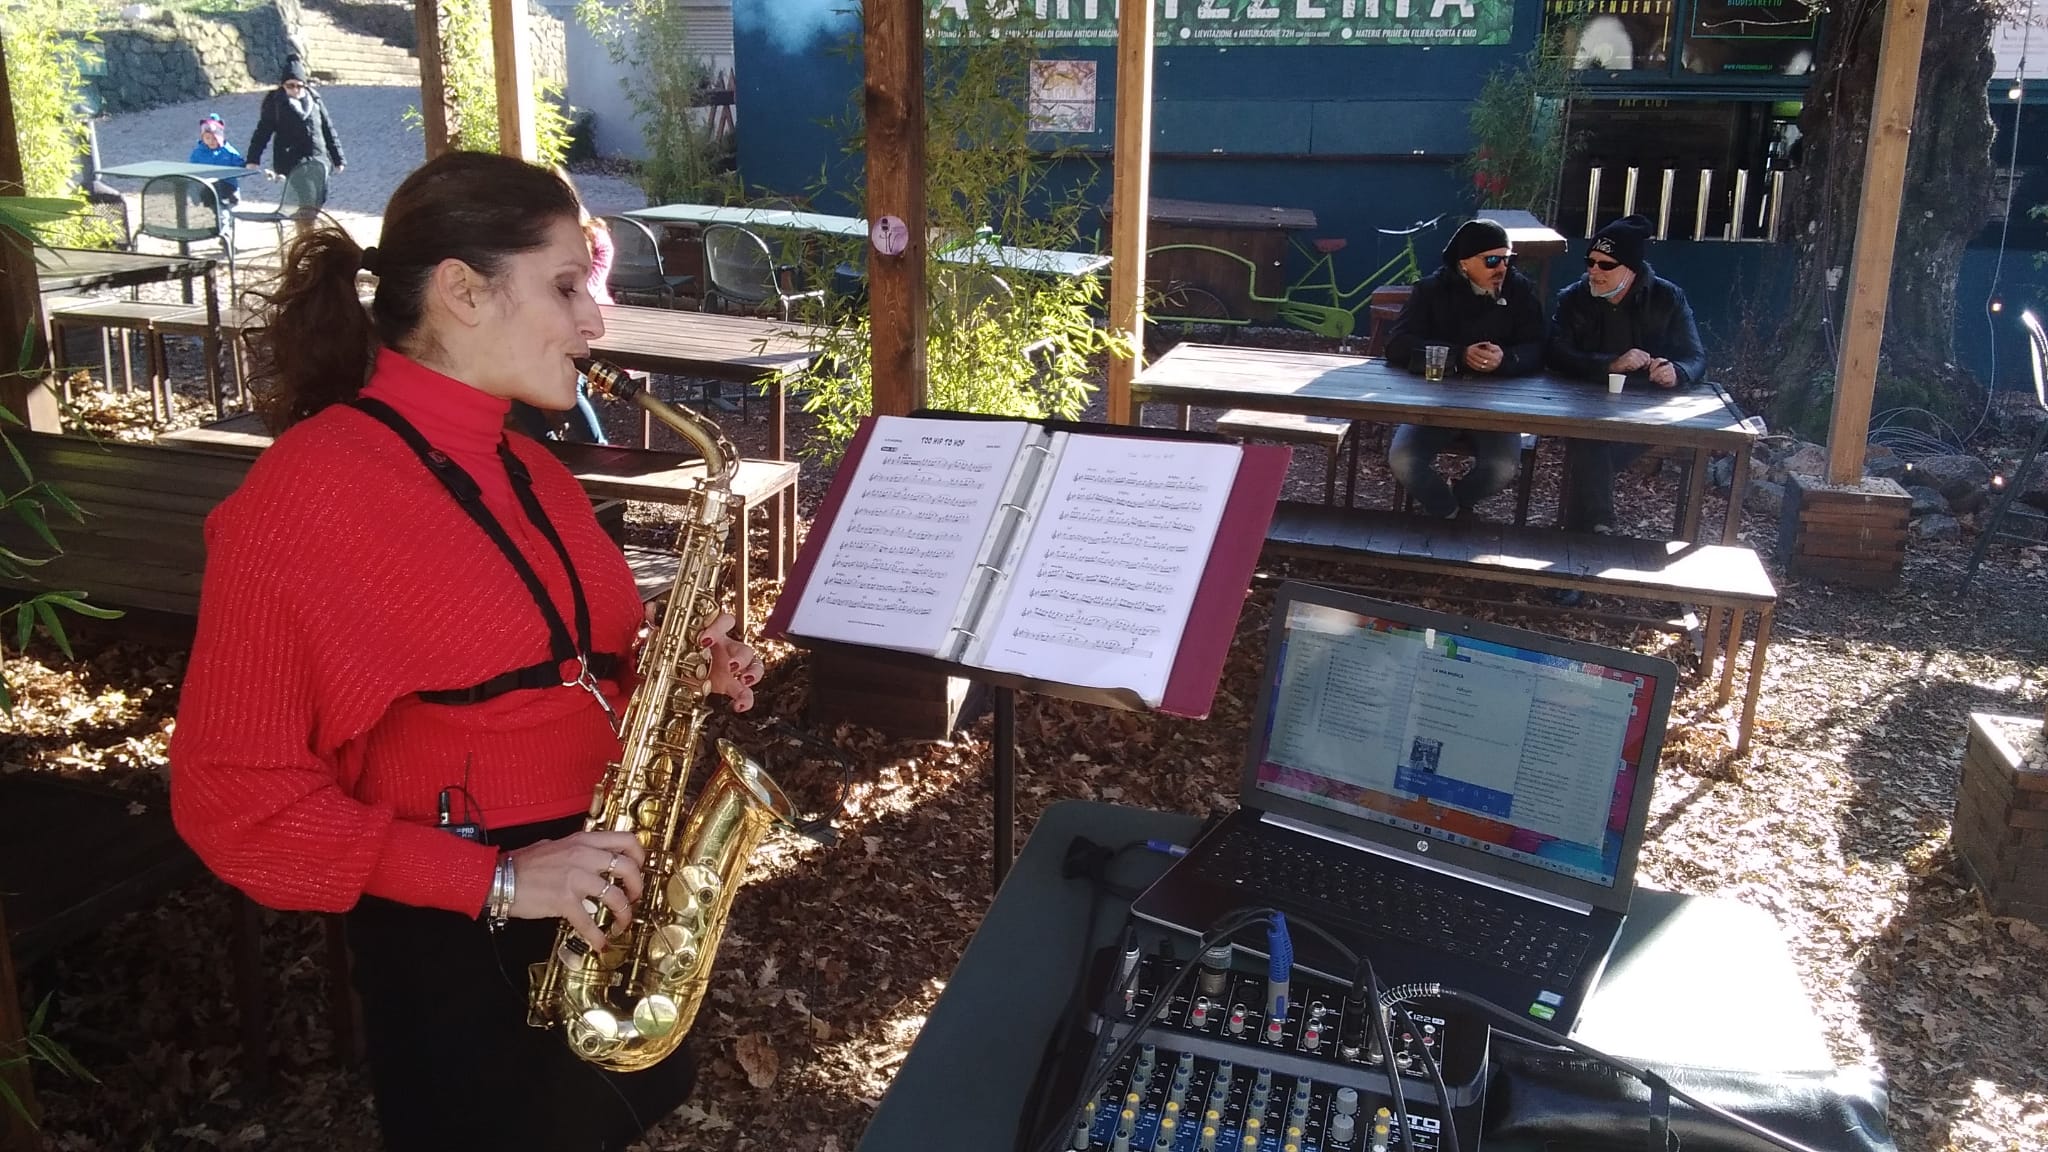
1335, 1087, 1359, 1116
1151, 1116, 1177, 1152
1190, 997, 1212, 1028
1330, 1112, 1357, 1146
1289, 1101, 1309, 1125
1292, 1078, 1311, 1104
1302, 1022, 1322, 1051
1240, 1117, 1262, 1150
1139, 1044, 1157, 1069
1216, 1060, 1235, 1081
1112, 1110, 1136, 1152
1264, 1016, 1285, 1044
1071, 1115, 1094, 1151
1199, 1123, 1220, 1152
1227, 1006, 1248, 1036
1254, 1068, 1273, 1095
1177, 1051, 1196, 1077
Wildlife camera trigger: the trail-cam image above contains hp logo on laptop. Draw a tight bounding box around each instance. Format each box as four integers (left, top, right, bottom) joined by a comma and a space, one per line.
1416, 840, 1429, 853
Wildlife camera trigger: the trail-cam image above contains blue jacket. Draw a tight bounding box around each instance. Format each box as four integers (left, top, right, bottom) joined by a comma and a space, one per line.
190, 141, 244, 167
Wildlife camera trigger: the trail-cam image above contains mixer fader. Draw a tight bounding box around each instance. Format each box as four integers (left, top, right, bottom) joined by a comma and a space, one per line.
1037, 940, 1486, 1152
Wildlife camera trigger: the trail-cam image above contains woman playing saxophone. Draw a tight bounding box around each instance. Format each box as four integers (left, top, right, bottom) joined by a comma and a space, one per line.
169, 151, 760, 1152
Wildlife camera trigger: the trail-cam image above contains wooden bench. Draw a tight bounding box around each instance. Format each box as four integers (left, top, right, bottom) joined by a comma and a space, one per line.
1215, 409, 1352, 505
1266, 501, 1778, 753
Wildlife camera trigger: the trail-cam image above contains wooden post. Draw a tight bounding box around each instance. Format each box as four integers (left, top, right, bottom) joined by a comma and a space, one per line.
0, 36, 59, 436
863, 0, 927, 417
1825, 0, 1931, 485
413, 0, 452, 159
1104, 0, 1155, 426
489, 0, 536, 161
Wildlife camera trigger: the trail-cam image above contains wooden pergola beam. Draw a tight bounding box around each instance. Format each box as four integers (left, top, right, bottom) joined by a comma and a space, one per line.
489, 0, 536, 161
864, 0, 928, 416
1104, 0, 1155, 426
1826, 0, 1931, 484
414, 0, 452, 159
0, 35, 60, 438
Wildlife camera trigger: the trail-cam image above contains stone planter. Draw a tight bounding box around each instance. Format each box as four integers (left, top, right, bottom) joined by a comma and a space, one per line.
1955, 712, 2048, 926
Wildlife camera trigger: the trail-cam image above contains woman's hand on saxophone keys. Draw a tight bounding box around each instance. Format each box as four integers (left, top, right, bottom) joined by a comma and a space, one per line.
506, 832, 647, 951
697, 610, 764, 712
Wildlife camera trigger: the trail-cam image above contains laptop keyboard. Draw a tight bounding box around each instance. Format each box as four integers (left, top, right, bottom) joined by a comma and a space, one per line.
1191, 823, 1593, 985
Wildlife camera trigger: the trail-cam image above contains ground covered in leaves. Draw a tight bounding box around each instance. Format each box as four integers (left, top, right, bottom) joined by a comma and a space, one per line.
7, 365, 2048, 1152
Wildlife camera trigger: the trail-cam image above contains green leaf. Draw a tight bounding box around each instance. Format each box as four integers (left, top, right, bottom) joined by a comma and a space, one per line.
25, 1033, 96, 1083
43, 593, 121, 620
0, 405, 21, 427
34, 600, 72, 659
11, 498, 59, 552
13, 604, 35, 653
25, 995, 50, 1036
4, 434, 29, 485
0, 1074, 34, 1130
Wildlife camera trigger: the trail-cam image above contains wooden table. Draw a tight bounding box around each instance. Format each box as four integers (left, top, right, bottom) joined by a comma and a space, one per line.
160, 417, 801, 627
592, 304, 820, 462
36, 247, 228, 416
1133, 343, 1761, 544
629, 202, 869, 238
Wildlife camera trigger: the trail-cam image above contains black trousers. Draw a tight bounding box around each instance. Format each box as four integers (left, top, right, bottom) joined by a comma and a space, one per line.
345, 816, 696, 1152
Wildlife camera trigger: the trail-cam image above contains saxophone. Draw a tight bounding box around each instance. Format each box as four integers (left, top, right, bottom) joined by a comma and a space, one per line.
526, 359, 798, 1072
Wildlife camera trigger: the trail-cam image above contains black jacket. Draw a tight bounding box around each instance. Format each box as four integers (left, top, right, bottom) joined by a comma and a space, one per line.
247, 87, 346, 175
1547, 262, 1707, 388
1383, 265, 1547, 377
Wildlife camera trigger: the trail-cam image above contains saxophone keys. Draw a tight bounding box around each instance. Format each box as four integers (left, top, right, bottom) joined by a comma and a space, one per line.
647, 923, 701, 975
632, 994, 683, 1042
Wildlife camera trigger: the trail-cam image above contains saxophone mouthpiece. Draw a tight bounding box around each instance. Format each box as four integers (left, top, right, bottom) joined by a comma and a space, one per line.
578, 358, 637, 401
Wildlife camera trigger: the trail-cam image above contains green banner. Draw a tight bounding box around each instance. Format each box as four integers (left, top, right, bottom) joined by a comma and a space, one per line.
928, 0, 1515, 47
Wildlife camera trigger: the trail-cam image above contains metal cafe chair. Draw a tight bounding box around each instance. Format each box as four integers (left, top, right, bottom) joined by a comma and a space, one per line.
1962, 309, 2048, 590
603, 215, 694, 308
138, 174, 237, 303
236, 159, 330, 254
699, 223, 823, 322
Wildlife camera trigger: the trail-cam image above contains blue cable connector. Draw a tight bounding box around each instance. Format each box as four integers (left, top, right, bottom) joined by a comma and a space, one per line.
1267, 912, 1293, 1024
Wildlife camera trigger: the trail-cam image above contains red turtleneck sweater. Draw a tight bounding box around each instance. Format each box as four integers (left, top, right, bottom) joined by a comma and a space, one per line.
171, 349, 642, 916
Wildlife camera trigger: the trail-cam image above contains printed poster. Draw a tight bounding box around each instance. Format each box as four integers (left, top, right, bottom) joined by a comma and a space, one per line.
928, 0, 1515, 48
1029, 60, 1098, 132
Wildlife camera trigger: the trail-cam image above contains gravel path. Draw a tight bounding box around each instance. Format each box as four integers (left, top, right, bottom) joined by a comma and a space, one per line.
94, 84, 650, 254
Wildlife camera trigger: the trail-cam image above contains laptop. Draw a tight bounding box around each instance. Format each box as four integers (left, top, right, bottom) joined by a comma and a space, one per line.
1132, 582, 1676, 1035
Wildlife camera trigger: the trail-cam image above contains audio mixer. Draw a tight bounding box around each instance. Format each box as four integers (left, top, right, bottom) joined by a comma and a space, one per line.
1029, 936, 1488, 1152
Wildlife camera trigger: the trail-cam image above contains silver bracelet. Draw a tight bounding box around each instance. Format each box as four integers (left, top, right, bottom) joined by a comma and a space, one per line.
487, 851, 516, 930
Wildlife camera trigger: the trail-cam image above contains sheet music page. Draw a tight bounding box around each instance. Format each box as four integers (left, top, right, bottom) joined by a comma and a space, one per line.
788, 416, 1032, 655
973, 435, 1242, 705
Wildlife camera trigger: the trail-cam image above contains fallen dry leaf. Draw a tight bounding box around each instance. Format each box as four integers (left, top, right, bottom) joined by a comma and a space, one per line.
734, 1032, 780, 1090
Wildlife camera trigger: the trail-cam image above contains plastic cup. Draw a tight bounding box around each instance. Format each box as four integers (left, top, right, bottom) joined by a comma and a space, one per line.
1424, 345, 1450, 381
1607, 372, 1626, 394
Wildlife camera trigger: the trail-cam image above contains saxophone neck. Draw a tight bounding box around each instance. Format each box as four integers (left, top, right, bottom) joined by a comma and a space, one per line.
579, 358, 737, 483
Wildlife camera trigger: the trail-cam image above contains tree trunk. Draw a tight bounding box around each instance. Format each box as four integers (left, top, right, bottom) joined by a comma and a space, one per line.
1770, 0, 1997, 439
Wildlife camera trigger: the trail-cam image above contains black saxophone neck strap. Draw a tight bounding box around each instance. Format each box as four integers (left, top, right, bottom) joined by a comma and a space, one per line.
351, 397, 618, 705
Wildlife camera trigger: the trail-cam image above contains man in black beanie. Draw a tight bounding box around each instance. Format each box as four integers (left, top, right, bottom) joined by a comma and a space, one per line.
245, 53, 347, 187
1547, 213, 1706, 534
1380, 218, 1545, 519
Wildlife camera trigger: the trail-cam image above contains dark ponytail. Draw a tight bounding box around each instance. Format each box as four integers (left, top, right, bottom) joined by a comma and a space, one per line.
248, 151, 582, 432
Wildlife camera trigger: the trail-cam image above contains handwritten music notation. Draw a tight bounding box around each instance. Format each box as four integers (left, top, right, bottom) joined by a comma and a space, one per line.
859, 486, 979, 508
1032, 563, 1175, 596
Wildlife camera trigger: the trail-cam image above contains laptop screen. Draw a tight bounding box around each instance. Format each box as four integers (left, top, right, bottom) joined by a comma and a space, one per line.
1249, 598, 1661, 890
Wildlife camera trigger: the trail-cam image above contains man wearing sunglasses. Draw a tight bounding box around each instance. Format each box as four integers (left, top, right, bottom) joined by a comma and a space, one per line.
1381, 218, 1547, 519
1547, 214, 1706, 534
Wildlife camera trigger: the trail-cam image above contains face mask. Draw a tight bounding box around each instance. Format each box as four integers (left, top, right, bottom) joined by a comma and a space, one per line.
1593, 268, 1633, 300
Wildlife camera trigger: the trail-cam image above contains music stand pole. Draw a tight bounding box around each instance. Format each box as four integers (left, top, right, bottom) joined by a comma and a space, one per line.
993, 685, 1016, 891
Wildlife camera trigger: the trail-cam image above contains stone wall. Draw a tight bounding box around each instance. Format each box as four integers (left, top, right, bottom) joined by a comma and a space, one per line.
92, 7, 292, 114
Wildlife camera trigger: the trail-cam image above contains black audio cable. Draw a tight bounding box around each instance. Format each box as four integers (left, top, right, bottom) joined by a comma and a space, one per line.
1028, 906, 1279, 1152
1263, 912, 1420, 1152
1393, 1005, 1461, 1152
1378, 983, 1832, 1152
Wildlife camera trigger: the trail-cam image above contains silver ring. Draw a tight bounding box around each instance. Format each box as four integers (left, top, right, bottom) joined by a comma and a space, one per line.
606, 854, 622, 877
598, 880, 617, 902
